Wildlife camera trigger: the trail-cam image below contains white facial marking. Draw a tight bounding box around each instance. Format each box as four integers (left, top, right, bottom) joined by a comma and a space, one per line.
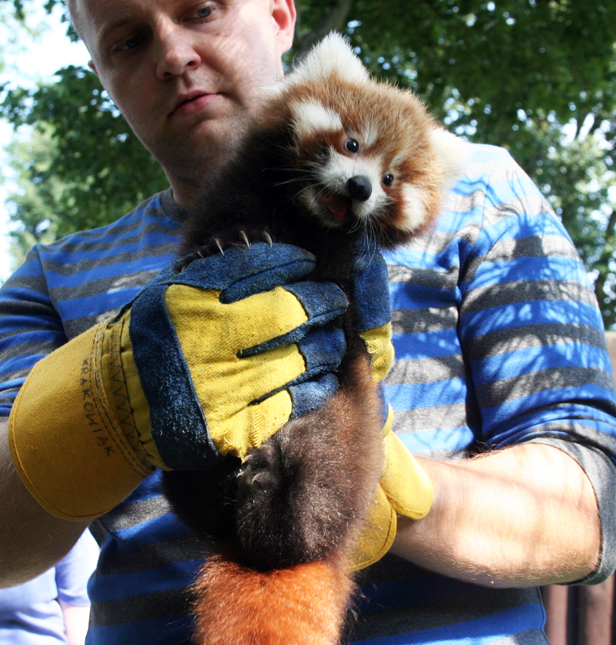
400, 184, 428, 231
363, 123, 379, 148
316, 150, 388, 219
292, 101, 343, 138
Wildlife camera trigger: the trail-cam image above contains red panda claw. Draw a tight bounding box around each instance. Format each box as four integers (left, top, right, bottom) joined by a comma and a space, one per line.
239, 231, 251, 248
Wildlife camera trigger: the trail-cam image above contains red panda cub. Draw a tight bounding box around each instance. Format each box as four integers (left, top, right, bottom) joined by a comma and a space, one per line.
163, 33, 467, 645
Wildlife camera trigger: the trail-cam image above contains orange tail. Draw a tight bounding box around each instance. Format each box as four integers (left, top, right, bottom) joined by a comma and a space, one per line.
192, 553, 355, 645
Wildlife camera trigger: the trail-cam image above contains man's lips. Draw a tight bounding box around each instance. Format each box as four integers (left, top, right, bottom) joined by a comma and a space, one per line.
169, 92, 220, 118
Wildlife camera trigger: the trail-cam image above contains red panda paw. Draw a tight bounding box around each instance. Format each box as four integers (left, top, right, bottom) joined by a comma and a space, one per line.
192, 553, 354, 645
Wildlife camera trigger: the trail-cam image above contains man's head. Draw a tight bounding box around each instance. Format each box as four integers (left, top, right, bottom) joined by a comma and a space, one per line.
70, 0, 296, 206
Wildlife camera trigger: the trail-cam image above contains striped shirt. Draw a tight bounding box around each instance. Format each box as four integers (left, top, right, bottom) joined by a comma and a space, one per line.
1, 143, 615, 645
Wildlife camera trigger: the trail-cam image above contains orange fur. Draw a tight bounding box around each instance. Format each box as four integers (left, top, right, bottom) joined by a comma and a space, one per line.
192, 554, 354, 645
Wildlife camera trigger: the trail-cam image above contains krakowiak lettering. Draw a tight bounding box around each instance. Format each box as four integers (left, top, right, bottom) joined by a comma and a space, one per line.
80, 357, 116, 456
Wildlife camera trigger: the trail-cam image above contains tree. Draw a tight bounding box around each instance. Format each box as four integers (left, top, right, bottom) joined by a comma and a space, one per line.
3, 64, 167, 241
4, 126, 64, 267
2, 0, 616, 326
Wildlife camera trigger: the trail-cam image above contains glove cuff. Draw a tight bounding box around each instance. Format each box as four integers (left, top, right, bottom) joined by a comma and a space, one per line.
102, 311, 166, 470
8, 320, 155, 521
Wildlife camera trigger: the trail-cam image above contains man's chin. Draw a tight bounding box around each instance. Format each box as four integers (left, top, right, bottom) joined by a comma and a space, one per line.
168, 116, 248, 162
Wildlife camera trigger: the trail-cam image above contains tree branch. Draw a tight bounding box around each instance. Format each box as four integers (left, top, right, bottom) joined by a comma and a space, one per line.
295, 0, 354, 58
594, 206, 616, 327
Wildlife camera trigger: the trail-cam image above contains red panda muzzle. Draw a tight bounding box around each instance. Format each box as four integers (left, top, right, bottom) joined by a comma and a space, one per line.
318, 192, 352, 223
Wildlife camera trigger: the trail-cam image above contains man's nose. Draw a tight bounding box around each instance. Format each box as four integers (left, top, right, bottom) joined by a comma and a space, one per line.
154, 23, 201, 79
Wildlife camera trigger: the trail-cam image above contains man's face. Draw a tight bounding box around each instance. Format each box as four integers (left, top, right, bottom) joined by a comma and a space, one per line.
81, 0, 294, 193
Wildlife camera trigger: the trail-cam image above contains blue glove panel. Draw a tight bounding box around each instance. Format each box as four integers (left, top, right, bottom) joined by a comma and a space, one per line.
130, 283, 216, 470
351, 238, 392, 333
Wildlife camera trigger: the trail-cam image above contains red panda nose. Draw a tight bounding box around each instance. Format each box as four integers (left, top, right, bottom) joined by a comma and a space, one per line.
347, 176, 372, 202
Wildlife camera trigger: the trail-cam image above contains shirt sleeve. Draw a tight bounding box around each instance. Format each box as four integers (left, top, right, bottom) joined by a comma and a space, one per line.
55, 530, 100, 606
458, 149, 616, 584
0, 247, 68, 417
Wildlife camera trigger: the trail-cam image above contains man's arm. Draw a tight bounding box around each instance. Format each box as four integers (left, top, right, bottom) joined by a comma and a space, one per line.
0, 419, 89, 587
59, 601, 91, 645
391, 442, 601, 587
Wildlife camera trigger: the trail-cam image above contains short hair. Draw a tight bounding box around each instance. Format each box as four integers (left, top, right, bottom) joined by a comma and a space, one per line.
66, 0, 85, 40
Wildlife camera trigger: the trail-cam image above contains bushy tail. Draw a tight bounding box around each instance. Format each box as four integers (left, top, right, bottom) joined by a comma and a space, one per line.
192, 553, 355, 645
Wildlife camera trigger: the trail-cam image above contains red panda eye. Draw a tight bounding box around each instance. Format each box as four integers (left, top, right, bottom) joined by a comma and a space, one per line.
383, 173, 395, 187
344, 138, 360, 154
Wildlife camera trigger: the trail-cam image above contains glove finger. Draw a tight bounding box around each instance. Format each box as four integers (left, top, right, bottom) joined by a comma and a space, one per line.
351, 242, 391, 333
170, 243, 318, 303
347, 483, 397, 572
238, 283, 348, 357
248, 326, 345, 408
297, 324, 346, 375
287, 372, 339, 419
382, 429, 433, 520
206, 368, 342, 460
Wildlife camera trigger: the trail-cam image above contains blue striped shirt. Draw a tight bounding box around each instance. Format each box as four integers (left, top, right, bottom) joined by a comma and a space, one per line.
1, 144, 616, 645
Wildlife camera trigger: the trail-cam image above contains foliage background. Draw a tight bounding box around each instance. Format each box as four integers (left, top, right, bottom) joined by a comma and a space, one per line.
1, 0, 616, 326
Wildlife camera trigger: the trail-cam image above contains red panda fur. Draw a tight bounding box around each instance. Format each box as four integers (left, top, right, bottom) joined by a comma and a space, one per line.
163, 33, 468, 645
193, 554, 354, 645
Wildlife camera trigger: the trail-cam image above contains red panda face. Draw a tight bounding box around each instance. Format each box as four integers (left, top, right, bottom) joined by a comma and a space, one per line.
266, 33, 468, 239
284, 92, 446, 236
287, 99, 400, 228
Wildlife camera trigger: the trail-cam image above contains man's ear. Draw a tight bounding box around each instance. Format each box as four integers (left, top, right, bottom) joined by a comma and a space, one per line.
271, 0, 296, 55
88, 60, 99, 76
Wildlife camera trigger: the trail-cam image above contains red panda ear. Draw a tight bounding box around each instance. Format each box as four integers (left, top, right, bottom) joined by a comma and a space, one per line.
428, 128, 469, 189
288, 32, 370, 87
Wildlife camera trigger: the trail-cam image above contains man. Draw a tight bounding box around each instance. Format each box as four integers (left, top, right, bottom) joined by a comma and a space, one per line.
1, 0, 615, 643
0, 531, 98, 645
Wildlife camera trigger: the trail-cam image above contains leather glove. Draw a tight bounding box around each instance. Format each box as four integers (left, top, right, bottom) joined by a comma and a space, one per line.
8, 244, 348, 522
348, 240, 433, 571
351, 238, 395, 384
348, 406, 433, 571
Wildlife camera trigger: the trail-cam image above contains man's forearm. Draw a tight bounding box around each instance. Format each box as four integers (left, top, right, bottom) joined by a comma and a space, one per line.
0, 419, 89, 587
391, 443, 601, 587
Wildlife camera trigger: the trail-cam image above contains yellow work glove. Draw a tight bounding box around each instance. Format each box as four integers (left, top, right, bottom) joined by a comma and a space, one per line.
8, 244, 348, 522
350, 239, 395, 385
348, 406, 433, 571
348, 240, 433, 570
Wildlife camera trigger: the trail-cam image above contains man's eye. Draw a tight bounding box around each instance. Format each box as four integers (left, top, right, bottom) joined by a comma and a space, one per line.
115, 35, 143, 53
191, 5, 214, 21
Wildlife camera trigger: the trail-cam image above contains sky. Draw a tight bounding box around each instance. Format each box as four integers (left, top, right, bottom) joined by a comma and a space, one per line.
0, 3, 90, 282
